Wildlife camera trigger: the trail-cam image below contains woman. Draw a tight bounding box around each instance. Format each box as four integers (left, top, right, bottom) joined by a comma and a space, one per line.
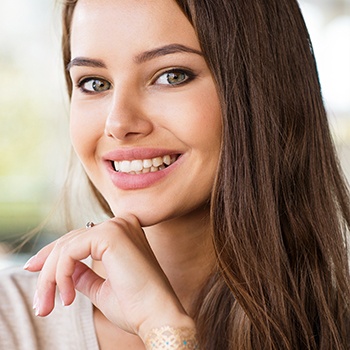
1, 0, 349, 349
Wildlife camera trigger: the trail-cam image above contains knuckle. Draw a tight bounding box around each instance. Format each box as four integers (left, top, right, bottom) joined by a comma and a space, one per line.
38, 275, 56, 291
53, 238, 65, 250
109, 215, 141, 232
53, 229, 80, 252
128, 214, 140, 226
110, 217, 128, 228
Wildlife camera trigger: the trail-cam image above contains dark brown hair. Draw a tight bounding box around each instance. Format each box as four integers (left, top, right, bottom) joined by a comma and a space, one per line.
61, 0, 350, 348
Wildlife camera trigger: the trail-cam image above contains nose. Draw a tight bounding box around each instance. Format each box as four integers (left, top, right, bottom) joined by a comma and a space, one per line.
104, 90, 153, 141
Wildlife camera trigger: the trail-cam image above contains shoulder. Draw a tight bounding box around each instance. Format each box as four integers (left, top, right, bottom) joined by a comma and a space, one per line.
0, 266, 99, 350
0, 267, 37, 292
0, 267, 38, 347
0, 266, 37, 320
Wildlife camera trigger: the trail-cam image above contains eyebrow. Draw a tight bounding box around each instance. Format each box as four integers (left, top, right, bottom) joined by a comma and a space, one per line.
134, 44, 203, 63
67, 57, 106, 71
67, 44, 203, 70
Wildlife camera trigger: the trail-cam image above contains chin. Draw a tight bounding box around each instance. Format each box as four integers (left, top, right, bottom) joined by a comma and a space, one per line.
108, 202, 170, 228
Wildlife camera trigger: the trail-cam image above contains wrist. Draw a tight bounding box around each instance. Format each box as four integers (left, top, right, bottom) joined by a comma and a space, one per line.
143, 324, 198, 350
138, 308, 197, 346
139, 311, 196, 340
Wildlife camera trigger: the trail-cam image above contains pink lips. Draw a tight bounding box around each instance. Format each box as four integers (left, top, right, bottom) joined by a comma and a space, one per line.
104, 148, 179, 161
103, 148, 182, 190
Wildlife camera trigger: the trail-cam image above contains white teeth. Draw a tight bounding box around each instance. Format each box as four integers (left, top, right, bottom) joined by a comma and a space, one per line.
113, 154, 178, 174
120, 160, 131, 173
163, 155, 171, 165
143, 159, 153, 169
152, 157, 163, 167
130, 160, 143, 172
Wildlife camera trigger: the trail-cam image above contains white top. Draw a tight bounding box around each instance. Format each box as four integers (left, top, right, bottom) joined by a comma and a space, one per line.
0, 266, 100, 350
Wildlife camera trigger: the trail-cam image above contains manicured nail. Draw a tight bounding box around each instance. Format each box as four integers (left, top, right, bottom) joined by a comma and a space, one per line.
33, 291, 40, 316
32, 291, 38, 309
60, 293, 66, 307
23, 255, 36, 270
35, 307, 40, 317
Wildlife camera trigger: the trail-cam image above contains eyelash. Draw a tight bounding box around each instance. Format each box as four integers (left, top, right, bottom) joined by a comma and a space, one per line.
153, 68, 196, 86
75, 68, 197, 94
76, 77, 110, 94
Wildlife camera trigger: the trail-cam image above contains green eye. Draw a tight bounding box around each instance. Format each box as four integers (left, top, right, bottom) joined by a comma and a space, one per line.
155, 69, 194, 86
79, 78, 111, 92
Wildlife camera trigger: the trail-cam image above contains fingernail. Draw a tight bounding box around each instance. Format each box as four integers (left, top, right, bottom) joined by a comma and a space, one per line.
32, 291, 38, 309
33, 291, 40, 316
34, 307, 40, 317
60, 293, 66, 307
23, 255, 36, 270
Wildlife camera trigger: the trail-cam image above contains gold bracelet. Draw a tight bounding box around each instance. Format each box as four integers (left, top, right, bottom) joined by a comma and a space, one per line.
145, 325, 199, 349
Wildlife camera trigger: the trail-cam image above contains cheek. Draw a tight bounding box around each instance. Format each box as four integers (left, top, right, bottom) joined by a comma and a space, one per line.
159, 89, 221, 149
69, 102, 104, 162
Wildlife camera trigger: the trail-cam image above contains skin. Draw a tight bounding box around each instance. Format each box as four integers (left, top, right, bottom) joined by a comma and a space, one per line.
25, 0, 222, 348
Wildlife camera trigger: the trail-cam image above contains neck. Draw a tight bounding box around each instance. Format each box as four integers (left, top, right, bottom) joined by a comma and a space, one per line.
144, 208, 215, 314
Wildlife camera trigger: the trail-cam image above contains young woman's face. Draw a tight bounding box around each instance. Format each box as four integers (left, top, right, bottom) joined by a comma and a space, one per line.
69, 0, 222, 226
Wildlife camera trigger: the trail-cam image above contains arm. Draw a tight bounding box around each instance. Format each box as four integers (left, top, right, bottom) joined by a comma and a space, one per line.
24, 216, 199, 348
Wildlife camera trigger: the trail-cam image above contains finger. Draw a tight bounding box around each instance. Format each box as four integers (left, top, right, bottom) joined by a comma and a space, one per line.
33, 279, 57, 317
71, 261, 106, 307
55, 255, 77, 307
54, 231, 104, 307
35, 250, 62, 317
34, 230, 86, 315
40, 228, 101, 310
24, 226, 90, 272
23, 241, 58, 272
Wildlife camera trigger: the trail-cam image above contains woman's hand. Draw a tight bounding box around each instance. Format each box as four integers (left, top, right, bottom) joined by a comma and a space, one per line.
24, 215, 195, 341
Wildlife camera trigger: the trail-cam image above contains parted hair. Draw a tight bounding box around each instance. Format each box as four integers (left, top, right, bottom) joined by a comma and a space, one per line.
61, 0, 350, 349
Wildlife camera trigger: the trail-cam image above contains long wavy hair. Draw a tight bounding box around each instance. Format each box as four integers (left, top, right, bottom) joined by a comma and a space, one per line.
61, 0, 350, 348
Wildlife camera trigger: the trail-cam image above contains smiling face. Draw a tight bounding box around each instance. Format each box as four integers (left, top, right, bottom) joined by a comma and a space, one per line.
69, 0, 222, 227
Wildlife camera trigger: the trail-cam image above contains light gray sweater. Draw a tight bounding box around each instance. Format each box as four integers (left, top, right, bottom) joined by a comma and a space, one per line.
0, 267, 99, 350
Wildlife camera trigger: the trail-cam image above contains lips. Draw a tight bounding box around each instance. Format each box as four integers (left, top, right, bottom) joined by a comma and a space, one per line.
103, 148, 182, 190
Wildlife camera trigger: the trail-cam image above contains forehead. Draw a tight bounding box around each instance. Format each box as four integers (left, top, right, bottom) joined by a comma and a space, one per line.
70, 0, 199, 59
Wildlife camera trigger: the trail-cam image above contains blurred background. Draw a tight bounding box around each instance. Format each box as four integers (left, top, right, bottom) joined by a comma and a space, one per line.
0, 0, 350, 268
0, 1, 69, 267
